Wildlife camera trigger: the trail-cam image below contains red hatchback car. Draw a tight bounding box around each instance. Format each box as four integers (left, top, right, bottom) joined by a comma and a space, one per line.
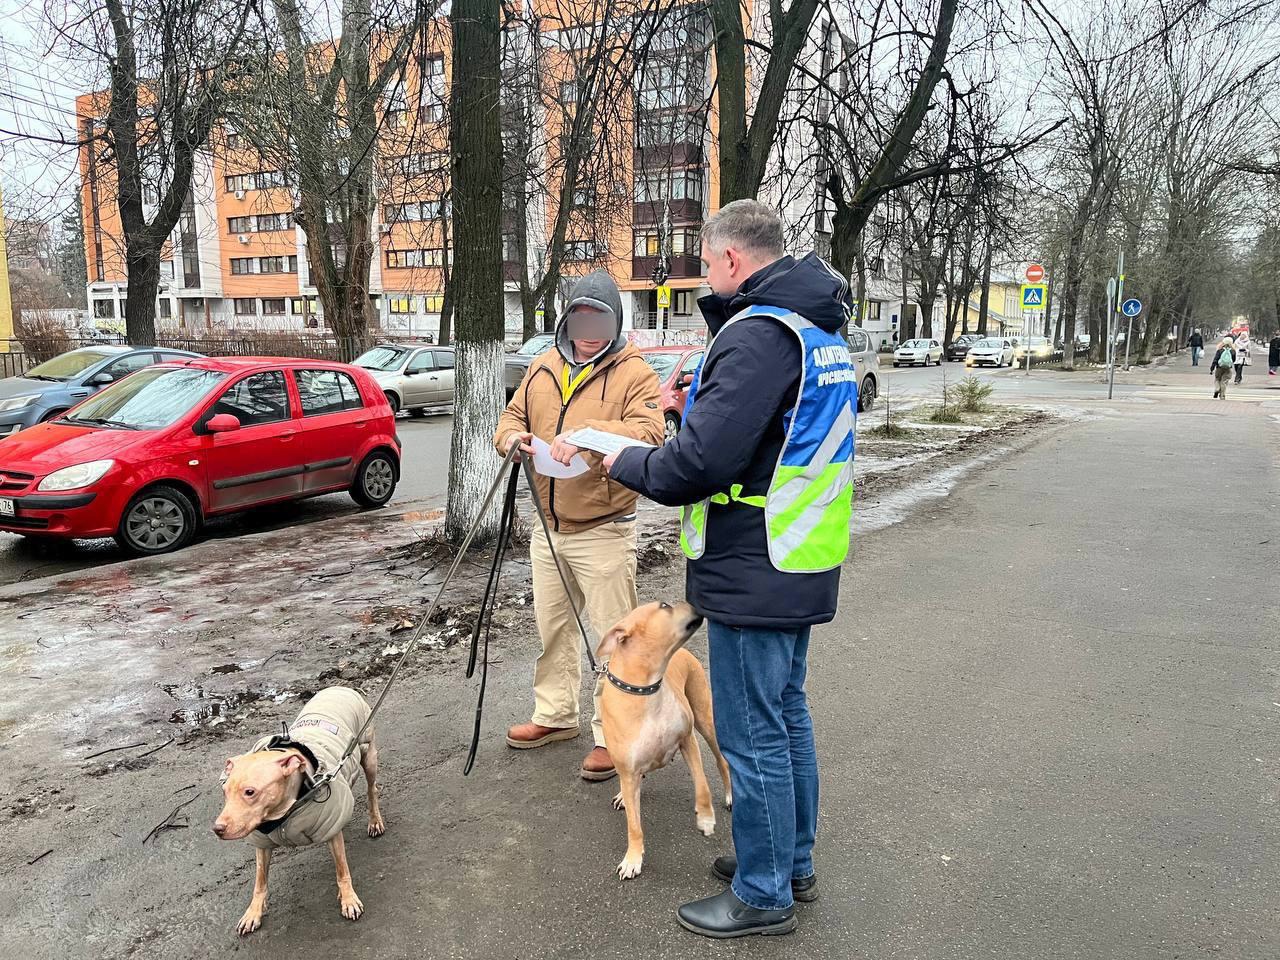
638, 345, 704, 441
0, 357, 401, 554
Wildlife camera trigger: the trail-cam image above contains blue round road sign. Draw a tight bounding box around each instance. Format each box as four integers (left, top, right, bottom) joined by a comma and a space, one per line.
1121, 298, 1142, 317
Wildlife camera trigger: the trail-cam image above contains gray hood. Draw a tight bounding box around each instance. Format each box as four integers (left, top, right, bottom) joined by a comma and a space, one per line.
0, 376, 56, 401
556, 270, 626, 365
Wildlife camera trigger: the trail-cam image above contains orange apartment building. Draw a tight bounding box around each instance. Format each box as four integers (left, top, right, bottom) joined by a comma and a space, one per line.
77, 1, 721, 343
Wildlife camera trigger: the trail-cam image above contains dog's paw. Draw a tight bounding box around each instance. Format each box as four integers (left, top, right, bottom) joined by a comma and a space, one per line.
368, 813, 386, 837
339, 888, 364, 921
611, 791, 626, 811
616, 852, 644, 880
237, 906, 265, 937
696, 814, 716, 837
724, 791, 733, 810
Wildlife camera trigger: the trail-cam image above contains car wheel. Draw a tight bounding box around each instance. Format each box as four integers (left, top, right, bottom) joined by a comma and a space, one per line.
384, 391, 401, 415
351, 450, 398, 508
664, 412, 681, 442
858, 377, 877, 413
39, 408, 66, 423
892, 361, 899, 367
408, 407, 427, 418
115, 484, 198, 555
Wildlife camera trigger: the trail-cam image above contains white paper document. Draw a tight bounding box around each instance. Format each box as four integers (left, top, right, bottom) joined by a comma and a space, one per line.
531, 436, 590, 478
566, 427, 657, 457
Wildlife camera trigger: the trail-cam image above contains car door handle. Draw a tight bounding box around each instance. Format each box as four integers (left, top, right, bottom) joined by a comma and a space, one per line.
279, 431, 297, 441
430, 376, 439, 380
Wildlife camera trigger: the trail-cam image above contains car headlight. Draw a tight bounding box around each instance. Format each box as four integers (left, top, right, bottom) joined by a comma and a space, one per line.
0, 394, 39, 412
37, 459, 115, 492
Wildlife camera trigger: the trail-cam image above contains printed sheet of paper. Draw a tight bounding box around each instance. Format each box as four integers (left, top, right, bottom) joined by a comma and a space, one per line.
566, 427, 657, 457
531, 435, 589, 478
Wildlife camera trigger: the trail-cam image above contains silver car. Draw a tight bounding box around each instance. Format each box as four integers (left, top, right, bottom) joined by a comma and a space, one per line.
893, 337, 944, 366
355, 343, 455, 416
846, 325, 880, 413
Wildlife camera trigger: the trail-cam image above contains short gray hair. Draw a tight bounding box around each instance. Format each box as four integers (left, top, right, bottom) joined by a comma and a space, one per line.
700, 200, 785, 259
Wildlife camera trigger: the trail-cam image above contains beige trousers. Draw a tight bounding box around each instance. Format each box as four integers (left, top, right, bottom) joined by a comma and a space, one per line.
528, 519, 638, 747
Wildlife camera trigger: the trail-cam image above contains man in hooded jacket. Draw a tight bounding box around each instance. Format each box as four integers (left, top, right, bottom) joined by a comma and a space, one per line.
495, 270, 663, 782
606, 200, 858, 938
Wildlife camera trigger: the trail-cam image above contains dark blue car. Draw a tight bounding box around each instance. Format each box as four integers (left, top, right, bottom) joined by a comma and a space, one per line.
0, 346, 203, 437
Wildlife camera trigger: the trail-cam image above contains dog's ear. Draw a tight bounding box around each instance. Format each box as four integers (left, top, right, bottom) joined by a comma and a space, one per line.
222, 758, 235, 781
596, 626, 628, 660
276, 752, 307, 775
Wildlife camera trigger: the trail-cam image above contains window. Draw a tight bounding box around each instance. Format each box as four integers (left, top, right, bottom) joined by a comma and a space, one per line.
635, 168, 704, 203
673, 291, 694, 317
389, 296, 415, 314
158, 299, 173, 319
560, 78, 581, 102
564, 239, 602, 262
425, 294, 444, 312
261, 298, 286, 316
105, 352, 157, 380
670, 227, 700, 255
296, 369, 364, 416
225, 129, 244, 152
225, 173, 252, 192
229, 216, 253, 233
386, 248, 443, 268
423, 55, 445, 78
405, 350, 435, 374
231, 258, 256, 275
212, 371, 290, 426
418, 101, 445, 123
397, 152, 447, 176
433, 350, 455, 369
502, 235, 518, 262
225, 170, 285, 192
257, 212, 293, 232
572, 187, 596, 210
234, 298, 257, 316
93, 300, 115, 318
679, 350, 703, 376
633, 231, 660, 257
290, 297, 307, 315
384, 199, 448, 223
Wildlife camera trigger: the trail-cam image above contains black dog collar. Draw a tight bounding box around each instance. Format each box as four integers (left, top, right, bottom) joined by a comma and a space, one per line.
256, 727, 327, 835
605, 667, 662, 697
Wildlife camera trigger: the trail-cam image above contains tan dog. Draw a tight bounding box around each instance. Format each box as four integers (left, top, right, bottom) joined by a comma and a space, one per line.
213, 687, 385, 935
597, 600, 733, 880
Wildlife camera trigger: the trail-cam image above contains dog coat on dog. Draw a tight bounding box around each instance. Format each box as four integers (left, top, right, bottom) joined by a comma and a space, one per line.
247, 687, 371, 849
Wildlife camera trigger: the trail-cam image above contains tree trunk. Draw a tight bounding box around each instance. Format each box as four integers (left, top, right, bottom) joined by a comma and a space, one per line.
445, 0, 505, 544
976, 243, 992, 335
123, 247, 160, 345
918, 295, 935, 339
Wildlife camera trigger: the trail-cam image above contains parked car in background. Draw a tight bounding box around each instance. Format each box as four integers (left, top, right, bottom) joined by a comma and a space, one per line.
0, 357, 399, 554
1014, 336, 1053, 360
893, 338, 943, 367
639, 345, 704, 440
504, 333, 556, 398
945, 333, 981, 362
355, 343, 455, 416
0, 345, 203, 439
965, 337, 1015, 367
846, 325, 880, 413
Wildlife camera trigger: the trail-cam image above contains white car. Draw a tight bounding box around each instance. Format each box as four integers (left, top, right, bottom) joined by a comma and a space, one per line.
965, 337, 1015, 367
355, 342, 455, 416
1014, 336, 1053, 360
892, 338, 943, 367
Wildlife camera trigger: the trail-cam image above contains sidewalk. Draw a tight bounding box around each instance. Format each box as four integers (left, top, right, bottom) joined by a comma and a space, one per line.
4, 401, 1278, 959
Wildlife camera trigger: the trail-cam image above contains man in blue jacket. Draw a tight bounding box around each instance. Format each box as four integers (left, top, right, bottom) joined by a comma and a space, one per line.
605, 200, 857, 938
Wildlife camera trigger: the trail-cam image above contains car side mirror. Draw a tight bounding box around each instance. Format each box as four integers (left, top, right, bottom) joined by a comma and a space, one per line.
88, 372, 114, 386
679, 373, 695, 388
206, 413, 241, 433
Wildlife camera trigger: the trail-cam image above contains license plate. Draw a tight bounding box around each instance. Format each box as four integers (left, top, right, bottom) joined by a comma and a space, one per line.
0, 498, 13, 517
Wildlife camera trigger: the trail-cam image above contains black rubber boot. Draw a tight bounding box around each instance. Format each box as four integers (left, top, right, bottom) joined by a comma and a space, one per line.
677, 888, 797, 939
712, 855, 820, 903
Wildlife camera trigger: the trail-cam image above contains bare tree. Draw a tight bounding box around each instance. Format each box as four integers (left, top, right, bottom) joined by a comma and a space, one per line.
53, 0, 256, 344
444, 0, 506, 542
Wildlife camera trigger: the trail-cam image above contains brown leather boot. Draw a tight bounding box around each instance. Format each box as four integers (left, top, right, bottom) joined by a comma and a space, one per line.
505, 722, 579, 749
580, 746, 616, 782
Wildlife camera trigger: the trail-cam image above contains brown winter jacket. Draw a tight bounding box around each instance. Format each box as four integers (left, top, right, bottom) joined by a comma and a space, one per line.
495, 344, 663, 533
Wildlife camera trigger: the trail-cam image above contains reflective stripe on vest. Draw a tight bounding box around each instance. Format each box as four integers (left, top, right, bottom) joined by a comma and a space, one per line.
678, 304, 856, 573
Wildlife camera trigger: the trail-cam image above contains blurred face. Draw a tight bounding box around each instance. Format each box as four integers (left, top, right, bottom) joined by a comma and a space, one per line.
567, 307, 613, 360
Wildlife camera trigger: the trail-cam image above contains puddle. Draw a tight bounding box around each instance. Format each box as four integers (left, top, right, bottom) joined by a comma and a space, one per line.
209, 663, 243, 675
166, 687, 264, 726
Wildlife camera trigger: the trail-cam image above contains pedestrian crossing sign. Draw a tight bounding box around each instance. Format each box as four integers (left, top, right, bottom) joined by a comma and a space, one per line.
1020, 284, 1047, 311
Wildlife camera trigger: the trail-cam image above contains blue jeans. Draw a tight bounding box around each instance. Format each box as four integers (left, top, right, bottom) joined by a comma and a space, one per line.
1192, 346, 1202, 366
707, 621, 818, 910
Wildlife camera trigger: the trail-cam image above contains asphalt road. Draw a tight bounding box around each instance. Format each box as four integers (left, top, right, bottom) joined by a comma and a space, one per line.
5, 388, 1277, 959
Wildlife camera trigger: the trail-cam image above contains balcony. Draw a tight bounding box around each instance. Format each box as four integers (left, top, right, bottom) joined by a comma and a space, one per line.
633, 199, 704, 227
631, 254, 704, 282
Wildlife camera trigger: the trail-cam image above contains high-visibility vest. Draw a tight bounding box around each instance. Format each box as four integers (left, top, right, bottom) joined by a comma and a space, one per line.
679, 305, 856, 573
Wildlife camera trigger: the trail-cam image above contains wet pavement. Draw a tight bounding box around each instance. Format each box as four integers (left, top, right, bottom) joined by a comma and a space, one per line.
3, 374, 1277, 959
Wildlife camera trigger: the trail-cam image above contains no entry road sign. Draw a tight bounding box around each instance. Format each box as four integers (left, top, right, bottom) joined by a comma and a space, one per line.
1025, 263, 1045, 283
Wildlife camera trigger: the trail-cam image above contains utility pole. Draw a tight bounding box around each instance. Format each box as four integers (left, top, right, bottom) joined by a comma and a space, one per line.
1106, 248, 1124, 399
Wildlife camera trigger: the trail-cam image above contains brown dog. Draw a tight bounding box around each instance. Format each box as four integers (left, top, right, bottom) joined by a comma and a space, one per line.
597, 600, 732, 880
213, 686, 385, 935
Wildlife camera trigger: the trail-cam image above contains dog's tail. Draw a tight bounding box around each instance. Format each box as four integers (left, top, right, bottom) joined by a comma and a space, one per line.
684, 656, 733, 805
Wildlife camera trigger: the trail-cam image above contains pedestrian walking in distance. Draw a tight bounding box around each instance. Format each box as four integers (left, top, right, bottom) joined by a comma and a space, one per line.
494, 270, 664, 783
1268, 332, 1279, 376
605, 200, 858, 939
1233, 336, 1249, 384
1211, 336, 1236, 399
1188, 329, 1204, 366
